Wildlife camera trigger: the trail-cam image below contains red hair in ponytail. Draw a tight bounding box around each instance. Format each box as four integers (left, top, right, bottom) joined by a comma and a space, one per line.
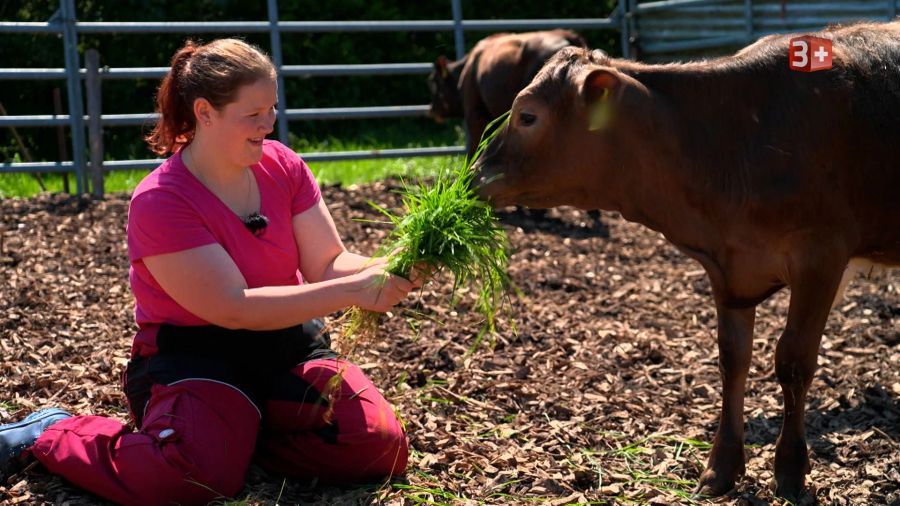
145, 38, 275, 155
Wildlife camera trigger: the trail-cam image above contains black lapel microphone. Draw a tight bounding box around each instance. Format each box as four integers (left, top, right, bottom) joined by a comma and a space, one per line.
243, 212, 269, 236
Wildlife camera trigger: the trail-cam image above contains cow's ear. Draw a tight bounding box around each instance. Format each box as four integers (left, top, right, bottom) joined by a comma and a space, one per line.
581, 68, 619, 106
582, 68, 620, 131
435, 56, 449, 79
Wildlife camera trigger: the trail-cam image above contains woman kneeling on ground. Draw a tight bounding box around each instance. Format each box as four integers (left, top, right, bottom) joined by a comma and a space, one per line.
0, 38, 422, 505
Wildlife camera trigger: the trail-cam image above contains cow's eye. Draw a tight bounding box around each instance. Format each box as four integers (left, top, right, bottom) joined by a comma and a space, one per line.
519, 112, 537, 126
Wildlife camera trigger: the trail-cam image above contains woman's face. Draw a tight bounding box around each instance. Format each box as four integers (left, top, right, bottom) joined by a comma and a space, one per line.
207, 77, 278, 168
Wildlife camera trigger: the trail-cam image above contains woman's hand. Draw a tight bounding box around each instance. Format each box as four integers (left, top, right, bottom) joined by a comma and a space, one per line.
350, 264, 417, 312
407, 262, 434, 289
364, 254, 390, 270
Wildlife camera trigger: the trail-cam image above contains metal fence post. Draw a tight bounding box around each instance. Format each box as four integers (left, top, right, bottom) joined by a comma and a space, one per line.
267, 0, 289, 145
53, 88, 71, 194
619, 0, 631, 59
450, 0, 468, 150
60, 0, 86, 195
85, 49, 104, 197
628, 0, 639, 60
450, 0, 465, 60
744, 0, 754, 43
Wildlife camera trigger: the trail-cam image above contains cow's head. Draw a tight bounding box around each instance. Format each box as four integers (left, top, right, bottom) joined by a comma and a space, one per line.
427, 56, 464, 122
472, 47, 651, 211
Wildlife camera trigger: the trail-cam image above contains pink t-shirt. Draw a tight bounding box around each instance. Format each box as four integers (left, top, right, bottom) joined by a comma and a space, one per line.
127, 140, 321, 329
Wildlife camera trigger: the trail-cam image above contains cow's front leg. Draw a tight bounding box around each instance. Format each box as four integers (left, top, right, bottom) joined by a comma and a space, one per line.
696, 304, 755, 496
773, 262, 844, 500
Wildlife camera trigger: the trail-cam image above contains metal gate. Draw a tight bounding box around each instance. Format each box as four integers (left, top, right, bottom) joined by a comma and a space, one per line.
628, 0, 899, 60
0, 0, 621, 195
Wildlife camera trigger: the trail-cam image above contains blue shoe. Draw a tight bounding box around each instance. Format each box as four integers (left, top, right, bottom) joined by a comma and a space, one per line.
0, 408, 71, 464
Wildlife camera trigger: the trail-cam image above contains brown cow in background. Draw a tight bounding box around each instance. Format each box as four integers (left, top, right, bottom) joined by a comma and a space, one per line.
428, 29, 587, 156
473, 22, 900, 501
429, 30, 602, 228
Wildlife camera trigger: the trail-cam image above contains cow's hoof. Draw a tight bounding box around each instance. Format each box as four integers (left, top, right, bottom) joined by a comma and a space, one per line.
774, 440, 810, 501
694, 469, 736, 498
774, 474, 807, 502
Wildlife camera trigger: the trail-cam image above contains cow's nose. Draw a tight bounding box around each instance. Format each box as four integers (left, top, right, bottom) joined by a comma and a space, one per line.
468, 160, 483, 188
469, 160, 496, 196
472, 176, 496, 203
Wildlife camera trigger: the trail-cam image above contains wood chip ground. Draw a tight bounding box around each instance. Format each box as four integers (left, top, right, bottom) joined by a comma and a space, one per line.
1, 183, 897, 505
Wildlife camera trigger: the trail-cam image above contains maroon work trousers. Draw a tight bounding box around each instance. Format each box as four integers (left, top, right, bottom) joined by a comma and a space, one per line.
29, 324, 408, 506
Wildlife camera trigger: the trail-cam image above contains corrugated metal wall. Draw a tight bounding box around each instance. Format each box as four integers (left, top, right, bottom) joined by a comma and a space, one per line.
632, 0, 899, 61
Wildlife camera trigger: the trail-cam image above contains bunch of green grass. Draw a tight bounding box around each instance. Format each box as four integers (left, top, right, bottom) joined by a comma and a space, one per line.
339, 112, 513, 350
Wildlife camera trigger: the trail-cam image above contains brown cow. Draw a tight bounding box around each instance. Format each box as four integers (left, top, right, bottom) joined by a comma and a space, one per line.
428, 30, 587, 156
429, 30, 603, 228
473, 22, 900, 500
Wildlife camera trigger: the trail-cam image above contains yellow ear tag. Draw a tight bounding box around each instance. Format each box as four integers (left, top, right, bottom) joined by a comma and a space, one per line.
588, 88, 612, 131
440, 66, 449, 79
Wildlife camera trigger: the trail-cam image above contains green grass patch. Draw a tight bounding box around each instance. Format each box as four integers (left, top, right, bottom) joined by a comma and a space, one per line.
0, 170, 145, 199
392, 483, 467, 505
418, 396, 456, 405
294, 122, 464, 186
0, 400, 22, 414
583, 431, 713, 503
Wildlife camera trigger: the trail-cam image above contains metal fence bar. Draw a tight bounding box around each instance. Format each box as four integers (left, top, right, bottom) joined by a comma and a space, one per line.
1, 161, 74, 174
60, 0, 86, 194
755, 15, 887, 27
752, 3, 897, 13
463, 19, 616, 30
282, 63, 433, 77
0, 63, 438, 81
1, 145, 467, 175
0, 69, 68, 79
293, 146, 467, 162
0, 22, 62, 33
636, 0, 735, 14
637, 18, 750, 27
283, 105, 430, 121
0, 105, 433, 128
641, 29, 745, 40
266, 0, 289, 145
0, 19, 619, 34
74, 20, 436, 33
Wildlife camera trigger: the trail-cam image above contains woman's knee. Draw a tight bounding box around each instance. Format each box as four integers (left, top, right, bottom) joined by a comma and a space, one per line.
365, 423, 409, 476
138, 380, 260, 502
276, 359, 410, 478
